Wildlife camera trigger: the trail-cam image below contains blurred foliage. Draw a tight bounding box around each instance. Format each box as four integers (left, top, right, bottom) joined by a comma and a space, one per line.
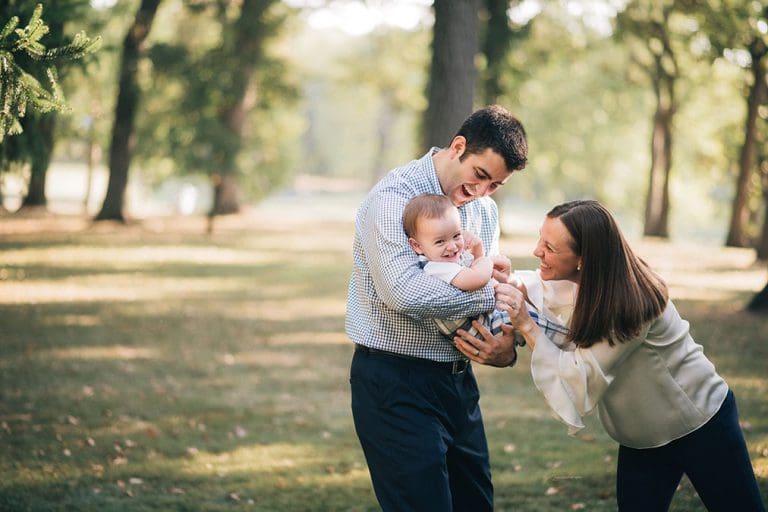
133, 0, 301, 201
0, 1, 99, 146
0, 0, 763, 242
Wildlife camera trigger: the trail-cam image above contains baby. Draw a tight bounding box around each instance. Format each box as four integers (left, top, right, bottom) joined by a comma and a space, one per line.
403, 193, 570, 355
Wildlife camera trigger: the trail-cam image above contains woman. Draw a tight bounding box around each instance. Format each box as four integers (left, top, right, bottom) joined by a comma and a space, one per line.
478, 200, 764, 511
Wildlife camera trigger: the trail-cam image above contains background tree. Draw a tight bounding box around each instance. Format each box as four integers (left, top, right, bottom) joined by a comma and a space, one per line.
422, 0, 479, 150
205, 0, 284, 227
0, 1, 99, 210
616, 0, 688, 238
479, 0, 527, 106
336, 27, 427, 185
95, 0, 161, 222
685, 1, 768, 248
478, 0, 532, 232
133, 0, 295, 228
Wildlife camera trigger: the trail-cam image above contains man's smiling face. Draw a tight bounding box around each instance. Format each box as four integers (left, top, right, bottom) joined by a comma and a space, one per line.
438, 139, 511, 207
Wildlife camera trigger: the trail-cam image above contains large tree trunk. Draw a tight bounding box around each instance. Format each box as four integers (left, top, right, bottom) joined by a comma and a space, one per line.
19, 114, 55, 210
207, 0, 276, 222
422, 0, 479, 151
480, 0, 517, 235
480, 0, 514, 106
95, 0, 161, 222
725, 39, 767, 247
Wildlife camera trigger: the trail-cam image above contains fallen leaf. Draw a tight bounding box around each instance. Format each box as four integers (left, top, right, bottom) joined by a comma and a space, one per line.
111, 455, 128, 466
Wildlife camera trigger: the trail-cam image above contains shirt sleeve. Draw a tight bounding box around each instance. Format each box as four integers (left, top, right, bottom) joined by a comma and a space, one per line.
423, 261, 465, 284
530, 326, 646, 435
362, 190, 495, 319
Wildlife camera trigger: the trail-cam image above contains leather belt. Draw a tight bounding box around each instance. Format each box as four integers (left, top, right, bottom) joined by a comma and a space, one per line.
355, 345, 469, 375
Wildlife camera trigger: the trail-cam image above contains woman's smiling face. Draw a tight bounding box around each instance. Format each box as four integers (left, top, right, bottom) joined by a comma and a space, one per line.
533, 216, 582, 283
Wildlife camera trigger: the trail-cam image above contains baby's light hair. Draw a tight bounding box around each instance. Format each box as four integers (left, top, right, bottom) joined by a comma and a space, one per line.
402, 194, 455, 238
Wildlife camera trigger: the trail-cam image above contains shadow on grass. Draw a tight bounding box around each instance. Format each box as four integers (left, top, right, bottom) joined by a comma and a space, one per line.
1, 218, 766, 511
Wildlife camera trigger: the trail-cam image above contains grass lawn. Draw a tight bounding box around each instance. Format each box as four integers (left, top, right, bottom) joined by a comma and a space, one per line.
1, 197, 767, 511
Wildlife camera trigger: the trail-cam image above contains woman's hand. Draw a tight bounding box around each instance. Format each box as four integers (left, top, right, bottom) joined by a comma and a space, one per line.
495, 282, 538, 346
454, 321, 518, 367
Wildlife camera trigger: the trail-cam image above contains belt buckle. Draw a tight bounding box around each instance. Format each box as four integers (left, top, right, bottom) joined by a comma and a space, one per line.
451, 359, 468, 374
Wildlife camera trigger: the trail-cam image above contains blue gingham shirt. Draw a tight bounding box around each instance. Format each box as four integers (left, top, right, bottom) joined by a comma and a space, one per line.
345, 149, 499, 362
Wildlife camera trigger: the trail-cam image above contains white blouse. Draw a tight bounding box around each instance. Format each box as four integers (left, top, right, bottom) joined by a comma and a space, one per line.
517, 271, 729, 449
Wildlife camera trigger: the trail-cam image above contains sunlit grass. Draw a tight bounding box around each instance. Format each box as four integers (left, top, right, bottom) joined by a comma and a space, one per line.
1, 199, 766, 511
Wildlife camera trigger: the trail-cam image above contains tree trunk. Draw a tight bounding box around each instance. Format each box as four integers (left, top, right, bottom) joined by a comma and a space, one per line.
480, 0, 513, 106
756, 154, 768, 259
725, 39, 767, 247
19, 114, 55, 209
207, 0, 276, 221
643, 29, 675, 238
95, 0, 161, 222
757, 197, 768, 260
422, 0, 479, 151
747, 280, 768, 313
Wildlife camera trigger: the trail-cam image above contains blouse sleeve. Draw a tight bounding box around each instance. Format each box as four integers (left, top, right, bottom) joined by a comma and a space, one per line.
530, 328, 646, 435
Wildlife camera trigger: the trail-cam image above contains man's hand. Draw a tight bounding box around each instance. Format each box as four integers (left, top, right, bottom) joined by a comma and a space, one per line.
454, 321, 517, 367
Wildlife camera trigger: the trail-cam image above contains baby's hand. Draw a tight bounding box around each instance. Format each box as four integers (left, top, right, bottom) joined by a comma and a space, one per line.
463, 231, 485, 259
490, 256, 510, 283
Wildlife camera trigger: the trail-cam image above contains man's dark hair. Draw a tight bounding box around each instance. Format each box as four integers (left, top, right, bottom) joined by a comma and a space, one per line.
456, 105, 528, 172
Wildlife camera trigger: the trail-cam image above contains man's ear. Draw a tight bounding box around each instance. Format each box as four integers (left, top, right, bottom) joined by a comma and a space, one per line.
448, 136, 466, 159
408, 237, 423, 255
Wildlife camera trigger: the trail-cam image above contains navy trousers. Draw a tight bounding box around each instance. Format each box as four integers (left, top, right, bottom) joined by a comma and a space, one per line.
616, 390, 765, 511
350, 347, 493, 512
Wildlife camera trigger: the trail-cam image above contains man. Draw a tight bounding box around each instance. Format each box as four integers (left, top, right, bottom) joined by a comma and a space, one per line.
346, 105, 528, 511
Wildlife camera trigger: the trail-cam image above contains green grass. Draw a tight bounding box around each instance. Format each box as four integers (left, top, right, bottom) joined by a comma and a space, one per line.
1, 205, 767, 511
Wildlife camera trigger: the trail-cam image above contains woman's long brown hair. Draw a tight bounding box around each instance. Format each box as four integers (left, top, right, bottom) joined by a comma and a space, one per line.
549, 200, 668, 347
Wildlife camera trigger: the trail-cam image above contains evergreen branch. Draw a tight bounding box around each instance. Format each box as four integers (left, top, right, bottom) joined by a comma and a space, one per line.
0, 15, 19, 41
0, 3, 100, 141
